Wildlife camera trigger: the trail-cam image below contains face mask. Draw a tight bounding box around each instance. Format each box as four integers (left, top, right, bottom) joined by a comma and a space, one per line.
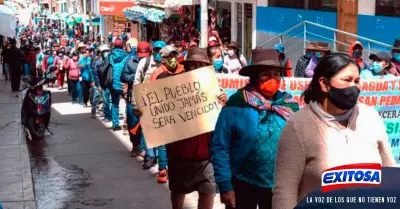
213, 58, 223, 71
259, 77, 281, 97
154, 53, 162, 62
371, 61, 383, 73
103, 52, 110, 58
228, 50, 235, 57
58, 53, 63, 57
305, 51, 313, 58
352, 50, 362, 59
328, 85, 360, 110
393, 53, 400, 62
315, 52, 322, 59
165, 57, 177, 70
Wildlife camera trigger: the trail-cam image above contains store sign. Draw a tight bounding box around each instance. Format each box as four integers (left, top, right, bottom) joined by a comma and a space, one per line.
99, 1, 135, 16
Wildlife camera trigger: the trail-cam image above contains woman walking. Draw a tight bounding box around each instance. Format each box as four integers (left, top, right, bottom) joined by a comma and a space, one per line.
211, 49, 299, 209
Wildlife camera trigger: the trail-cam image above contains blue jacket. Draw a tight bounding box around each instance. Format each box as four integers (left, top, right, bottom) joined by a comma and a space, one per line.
121, 55, 139, 86
109, 48, 128, 91
211, 91, 290, 193
78, 55, 93, 82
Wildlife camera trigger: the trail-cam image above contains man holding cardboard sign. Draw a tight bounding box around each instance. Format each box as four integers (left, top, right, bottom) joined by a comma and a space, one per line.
133, 46, 227, 209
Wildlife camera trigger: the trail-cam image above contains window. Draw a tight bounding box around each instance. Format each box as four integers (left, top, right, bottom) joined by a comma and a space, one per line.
376, 0, 400, 16
269, 0, 337, 12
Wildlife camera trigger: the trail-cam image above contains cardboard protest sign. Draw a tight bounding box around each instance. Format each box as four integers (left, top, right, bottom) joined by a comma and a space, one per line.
134, 66, 222, 148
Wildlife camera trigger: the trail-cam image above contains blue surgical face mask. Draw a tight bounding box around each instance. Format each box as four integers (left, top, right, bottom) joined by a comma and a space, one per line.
305, 51, 313, 58
213, 58, 223, 71
315, 52, 322, 59
393, 53, 400, 62
154, 53, 162, 62
130, 48, 137, 56
353, 50, 362, 59
371, 61, 383, 73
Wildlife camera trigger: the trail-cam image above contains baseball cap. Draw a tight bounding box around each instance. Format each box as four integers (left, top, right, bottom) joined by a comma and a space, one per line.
114, 39, 123, 48
137, 42, 150, 58
369, 51, 391, 63
161, 45, 178, 58
99, 44, 110, 52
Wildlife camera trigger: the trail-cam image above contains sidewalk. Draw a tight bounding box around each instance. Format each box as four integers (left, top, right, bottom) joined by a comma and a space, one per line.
0, 78, 36, 209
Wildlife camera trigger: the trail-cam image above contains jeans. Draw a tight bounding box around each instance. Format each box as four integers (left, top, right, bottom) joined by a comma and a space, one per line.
142, 137, 168, 171
111, 89, 123, 127
101, 88, 111, 120
70, 79, 82, 104
126, 103, 141, 146
90, 86, 101, 114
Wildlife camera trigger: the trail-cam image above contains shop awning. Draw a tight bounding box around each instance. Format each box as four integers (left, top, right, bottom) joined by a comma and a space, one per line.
124, 5, 147, 21
124, 5, 166, 23
145, 7, 165, 23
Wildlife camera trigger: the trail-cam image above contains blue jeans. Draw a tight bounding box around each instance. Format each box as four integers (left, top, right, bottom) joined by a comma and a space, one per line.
111, 89, 123, 127
126, 103, 142, 146
70, 80, 82, 104
90, 87, 101, 114
101, 88, 111, 120
142, 137, 168, 171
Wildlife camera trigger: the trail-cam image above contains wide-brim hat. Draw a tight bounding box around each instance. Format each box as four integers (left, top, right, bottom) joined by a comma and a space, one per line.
369, 51, 391, 63
181, 47, 211, 65
305, 41, 330, 51
228, 41, 239, 48
392, 39, 400, 52
239, 48, 291, 77
77, 43, 87, 49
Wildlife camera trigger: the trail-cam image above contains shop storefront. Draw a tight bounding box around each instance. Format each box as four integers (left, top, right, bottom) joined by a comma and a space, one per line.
98, 0, 137, 41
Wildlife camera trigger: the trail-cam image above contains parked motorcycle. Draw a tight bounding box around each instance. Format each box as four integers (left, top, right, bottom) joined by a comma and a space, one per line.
20, 66, 56, 140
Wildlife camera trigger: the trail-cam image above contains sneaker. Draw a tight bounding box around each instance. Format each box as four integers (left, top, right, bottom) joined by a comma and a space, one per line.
91, 112, 96, 118
142, 157, 156, 169
103, 118, 111, 123
112, 126, 122, 131
157, 169, 168, 184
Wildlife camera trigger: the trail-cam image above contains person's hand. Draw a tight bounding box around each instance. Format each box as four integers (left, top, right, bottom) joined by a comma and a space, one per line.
217, 91, 228, 106
98, 87, 102, 92
79, 77, 82, 82
133, 109, 142, 117
221, 191, 235, 208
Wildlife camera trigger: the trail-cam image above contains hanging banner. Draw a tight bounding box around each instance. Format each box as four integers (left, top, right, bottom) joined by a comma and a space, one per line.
134, 66, 222, 148
217, 74, 400, 165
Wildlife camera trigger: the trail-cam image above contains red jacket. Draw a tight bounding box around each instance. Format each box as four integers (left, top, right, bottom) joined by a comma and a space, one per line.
149, 65, 212, 160
25, 50, 38, 71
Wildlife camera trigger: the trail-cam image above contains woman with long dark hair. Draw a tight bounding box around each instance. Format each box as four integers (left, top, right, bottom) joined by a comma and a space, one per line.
272, 53, 395, 209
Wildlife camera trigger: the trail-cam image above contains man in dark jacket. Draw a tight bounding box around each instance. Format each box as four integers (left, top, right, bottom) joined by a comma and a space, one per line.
121, 42, 148, 157
6, 39, 25, 92
294, 43, 313, 78
93, 44, 112, 121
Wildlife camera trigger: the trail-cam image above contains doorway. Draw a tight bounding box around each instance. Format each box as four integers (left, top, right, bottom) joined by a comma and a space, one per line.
336, 0, 358, 52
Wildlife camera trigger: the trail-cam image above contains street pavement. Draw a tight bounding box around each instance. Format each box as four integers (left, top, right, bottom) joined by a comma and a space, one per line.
0, 78, 36, 209
0, 76, 224, 209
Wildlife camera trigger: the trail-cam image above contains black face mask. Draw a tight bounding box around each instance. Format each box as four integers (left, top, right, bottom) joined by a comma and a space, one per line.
328, 85, 361, 110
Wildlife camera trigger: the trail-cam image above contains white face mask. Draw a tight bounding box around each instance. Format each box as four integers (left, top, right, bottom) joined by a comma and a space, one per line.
228, 50, 235, 57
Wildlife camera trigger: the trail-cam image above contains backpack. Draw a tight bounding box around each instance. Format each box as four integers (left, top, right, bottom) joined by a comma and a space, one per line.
102, 58, 113, 88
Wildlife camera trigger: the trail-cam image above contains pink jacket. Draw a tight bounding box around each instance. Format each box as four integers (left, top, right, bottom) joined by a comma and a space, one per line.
65, 59, 80, 80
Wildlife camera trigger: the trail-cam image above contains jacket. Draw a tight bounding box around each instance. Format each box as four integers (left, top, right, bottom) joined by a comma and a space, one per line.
349, 41, 368, 70
294, 55, 310, 78
280, 54, 292, 77
389, 59, 400, 76
149, 65, 211, 160
78, 55, 93, 82
65, 58, 80, 80
121, 55, 139, 87
43, 55, 60, 79
109, 48, 128, 91
131, 55, 160, 107
25, 50, 38, 71
93, 56, 110, 88
211, 90, 290, 193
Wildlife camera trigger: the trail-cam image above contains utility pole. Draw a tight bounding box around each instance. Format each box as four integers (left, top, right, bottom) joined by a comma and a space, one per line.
200, 0, 208, 48
83, 0, 87, 34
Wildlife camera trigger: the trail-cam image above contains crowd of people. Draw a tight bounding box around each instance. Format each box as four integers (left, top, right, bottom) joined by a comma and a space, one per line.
0, 22, 398, 209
